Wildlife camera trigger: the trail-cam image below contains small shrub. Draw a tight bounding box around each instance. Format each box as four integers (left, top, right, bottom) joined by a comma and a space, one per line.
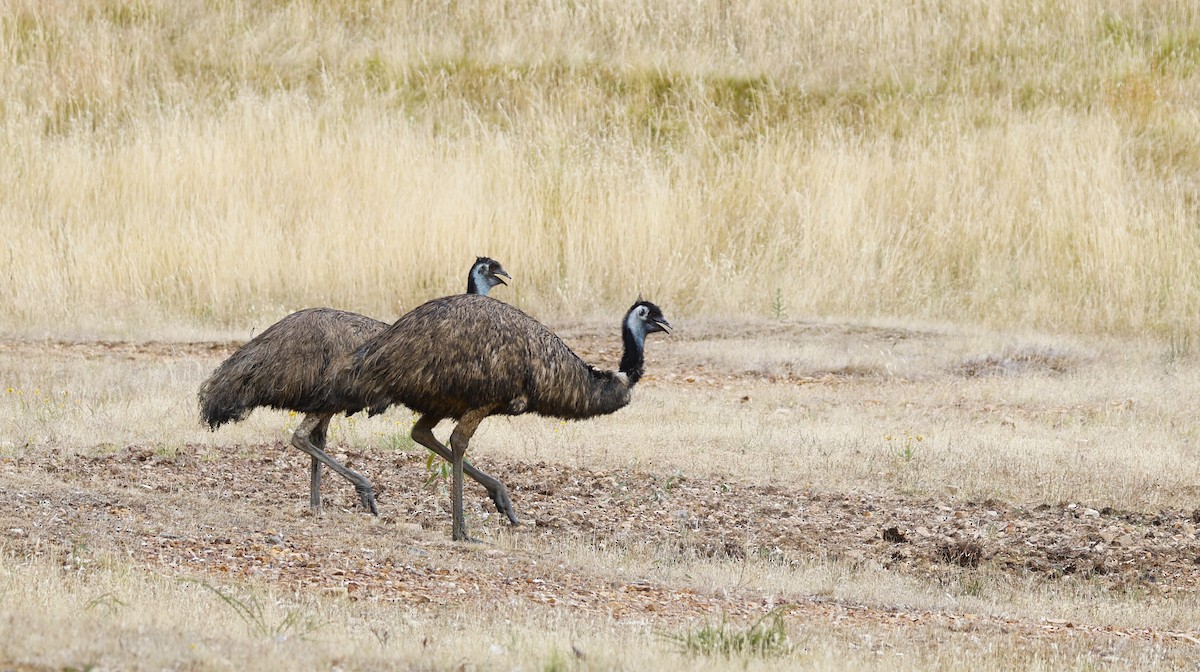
180, 579, 322, 641
663, 605, 793, 658
938, 539, 985, 568
424, 452, 451, 487
382, 432, 416, 452
770, 287, 786, 320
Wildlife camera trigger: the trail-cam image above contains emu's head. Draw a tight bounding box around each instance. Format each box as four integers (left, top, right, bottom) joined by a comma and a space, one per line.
616, 298, 671, 386
625, 299, 671, 340
468, 256, 511, 296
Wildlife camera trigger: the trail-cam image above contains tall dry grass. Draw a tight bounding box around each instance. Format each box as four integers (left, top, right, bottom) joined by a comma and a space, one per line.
1, 0, 1198, 336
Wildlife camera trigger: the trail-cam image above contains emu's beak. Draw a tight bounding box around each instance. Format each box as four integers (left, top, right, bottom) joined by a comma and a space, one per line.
651, 316, 672, 334
494, 267, 511, 285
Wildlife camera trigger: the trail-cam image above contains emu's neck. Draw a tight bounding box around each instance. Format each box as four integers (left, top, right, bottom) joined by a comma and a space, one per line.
466, 268, 490, 296
618, 318, 647, 387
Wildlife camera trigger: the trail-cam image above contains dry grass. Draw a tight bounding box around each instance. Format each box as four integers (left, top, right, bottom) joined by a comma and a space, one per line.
4, 1, 1200, 668
6, 541, 1189, 672
2, 0, 1200, 336
2, 318, 1198, 510
3, 320, 1200, 668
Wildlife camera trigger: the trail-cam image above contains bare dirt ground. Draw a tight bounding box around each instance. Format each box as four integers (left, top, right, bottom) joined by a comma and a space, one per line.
3, 328, 1200, 658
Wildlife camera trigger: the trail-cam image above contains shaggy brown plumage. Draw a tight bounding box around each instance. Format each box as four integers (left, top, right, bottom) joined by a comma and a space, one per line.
196, 257, 513, 517
200, 308, 386, 427
333, 295, 671, 541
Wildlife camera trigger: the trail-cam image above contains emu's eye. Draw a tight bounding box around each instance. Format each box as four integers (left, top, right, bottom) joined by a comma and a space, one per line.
636, 306, 648, 319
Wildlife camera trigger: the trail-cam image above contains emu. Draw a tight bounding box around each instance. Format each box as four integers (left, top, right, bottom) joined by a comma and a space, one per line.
334, 295, 671, 541
197, 257, 516, 518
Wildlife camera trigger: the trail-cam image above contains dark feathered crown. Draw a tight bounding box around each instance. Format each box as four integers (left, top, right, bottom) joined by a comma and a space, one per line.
630, 297, 664, 318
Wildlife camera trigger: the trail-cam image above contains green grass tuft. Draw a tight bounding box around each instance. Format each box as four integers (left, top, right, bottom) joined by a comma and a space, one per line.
663, 606, 793, 659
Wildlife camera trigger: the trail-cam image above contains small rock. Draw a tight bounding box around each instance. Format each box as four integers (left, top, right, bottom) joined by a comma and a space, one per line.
1082, 508, 1100, 518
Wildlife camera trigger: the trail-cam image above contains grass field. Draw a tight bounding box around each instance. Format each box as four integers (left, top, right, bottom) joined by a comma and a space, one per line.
3, 0, 1200, 670
2, 0, 1199, 336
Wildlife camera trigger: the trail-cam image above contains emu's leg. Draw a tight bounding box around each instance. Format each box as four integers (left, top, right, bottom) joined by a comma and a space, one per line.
307, 414, 331, 512
447, 408, 492, 542
292, 413, 378, 515
411, 414, 519, 525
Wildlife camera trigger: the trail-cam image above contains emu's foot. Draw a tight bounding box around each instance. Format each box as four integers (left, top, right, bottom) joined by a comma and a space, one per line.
489, 486, 520, 525
356, 485, 379, 516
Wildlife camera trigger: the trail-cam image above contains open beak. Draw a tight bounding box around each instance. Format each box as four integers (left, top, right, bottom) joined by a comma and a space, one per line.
494, 267, 511, 285
652, 316, 672, 334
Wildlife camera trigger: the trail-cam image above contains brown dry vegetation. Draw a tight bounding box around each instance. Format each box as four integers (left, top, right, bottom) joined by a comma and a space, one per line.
2, 0, 1200, 336
2, 320, 1200, 670
4, 0, 1200, 669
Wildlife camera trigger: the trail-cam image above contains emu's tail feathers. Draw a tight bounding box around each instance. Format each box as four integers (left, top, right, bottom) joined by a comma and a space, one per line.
197, 376, 253, 429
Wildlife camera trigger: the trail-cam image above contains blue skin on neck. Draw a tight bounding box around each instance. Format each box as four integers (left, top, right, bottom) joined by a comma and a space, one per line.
468, 265, 494, 296
625, 310, 647, 352
619, 309, 648, 384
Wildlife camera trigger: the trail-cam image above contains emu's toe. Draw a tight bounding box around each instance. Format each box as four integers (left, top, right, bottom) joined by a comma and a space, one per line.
356, 485, 378, 516
490, 487, 519, 525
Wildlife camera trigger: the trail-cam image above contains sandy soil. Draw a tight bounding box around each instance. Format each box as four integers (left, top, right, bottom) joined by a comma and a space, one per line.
4, 439, 1200, 648
2, 330, 1199, 655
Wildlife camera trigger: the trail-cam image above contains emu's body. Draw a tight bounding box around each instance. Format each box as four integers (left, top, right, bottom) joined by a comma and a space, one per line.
339, 296, 644, 420
197, 257, 514, 518
335, 295, 670, 540
200, 308, 387, 426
